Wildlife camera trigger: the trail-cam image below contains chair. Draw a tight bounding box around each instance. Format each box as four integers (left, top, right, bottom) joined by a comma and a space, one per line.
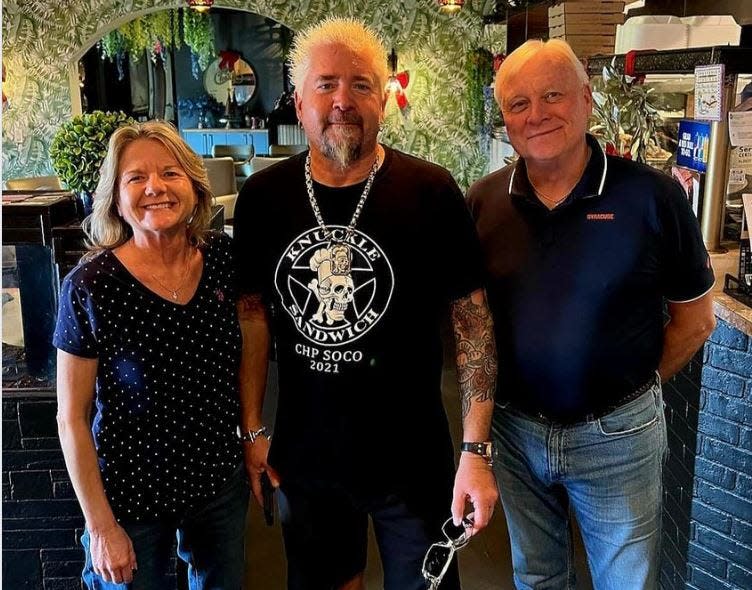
249, 156, 288, 175
5, 175, 63, 190
269, 144, 307, 157
212, 144, 254, 192
203, 157, 237, 223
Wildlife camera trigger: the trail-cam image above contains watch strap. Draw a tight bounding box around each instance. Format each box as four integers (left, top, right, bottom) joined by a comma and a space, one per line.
237, 425, 268, 444
460, 441, 493, 463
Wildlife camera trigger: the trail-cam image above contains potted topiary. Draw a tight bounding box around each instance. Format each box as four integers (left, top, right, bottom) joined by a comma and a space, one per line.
49, 110, 134, 217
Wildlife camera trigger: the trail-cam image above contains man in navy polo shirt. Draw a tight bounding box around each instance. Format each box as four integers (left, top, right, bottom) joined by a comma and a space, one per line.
467, 39, 716, 589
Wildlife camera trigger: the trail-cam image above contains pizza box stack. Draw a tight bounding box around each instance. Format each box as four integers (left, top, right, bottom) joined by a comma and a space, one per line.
548, 1, 625, 57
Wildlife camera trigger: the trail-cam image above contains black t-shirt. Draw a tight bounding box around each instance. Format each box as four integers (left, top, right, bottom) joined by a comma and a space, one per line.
467, 135, 715, 422
234, 147, 483, 497
53, 231, 243, 523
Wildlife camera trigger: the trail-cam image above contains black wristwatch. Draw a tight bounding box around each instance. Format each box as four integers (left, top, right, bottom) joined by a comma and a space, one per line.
461, 441, 494, 465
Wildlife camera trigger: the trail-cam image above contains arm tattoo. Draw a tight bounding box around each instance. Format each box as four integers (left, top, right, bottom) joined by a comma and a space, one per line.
238, 293, 267, 321
450, 293, 497, 419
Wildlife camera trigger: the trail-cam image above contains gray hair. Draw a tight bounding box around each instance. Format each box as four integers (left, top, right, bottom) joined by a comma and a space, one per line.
494, 39, 589, 108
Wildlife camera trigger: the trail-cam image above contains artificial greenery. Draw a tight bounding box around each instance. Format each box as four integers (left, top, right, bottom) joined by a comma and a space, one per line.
590, 61, 662, 163
49, 111, 134, 194
466, 48, 495, 133
100, 9, 212, 79
182, 9, 216, 72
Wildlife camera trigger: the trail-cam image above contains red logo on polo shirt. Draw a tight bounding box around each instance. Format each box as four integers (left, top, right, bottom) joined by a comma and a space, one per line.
586, 213, 615, 220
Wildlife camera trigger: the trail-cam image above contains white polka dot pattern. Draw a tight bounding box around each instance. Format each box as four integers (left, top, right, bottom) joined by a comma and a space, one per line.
53, 232, 243, 522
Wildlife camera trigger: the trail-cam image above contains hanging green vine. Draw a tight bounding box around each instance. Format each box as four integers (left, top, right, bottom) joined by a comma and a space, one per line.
99, 9, 213, 78
182, 9, 216, 71
466, 48, 494, 133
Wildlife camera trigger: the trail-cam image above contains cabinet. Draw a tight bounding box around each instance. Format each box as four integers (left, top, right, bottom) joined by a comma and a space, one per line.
182, 129, 269, 157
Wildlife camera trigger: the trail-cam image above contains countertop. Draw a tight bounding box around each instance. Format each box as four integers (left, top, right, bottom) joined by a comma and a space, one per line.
710, 246, 752, 336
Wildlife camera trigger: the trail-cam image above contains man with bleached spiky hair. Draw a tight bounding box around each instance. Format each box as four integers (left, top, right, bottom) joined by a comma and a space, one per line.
234, 17, 498, 590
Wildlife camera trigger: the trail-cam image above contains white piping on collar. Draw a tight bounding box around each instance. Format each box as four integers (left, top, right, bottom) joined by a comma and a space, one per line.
508, 137, 607, 198
595, 139, 607, 196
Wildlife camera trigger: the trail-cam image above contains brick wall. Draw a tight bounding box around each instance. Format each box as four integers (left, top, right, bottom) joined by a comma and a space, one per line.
3, 396, 85, 590
661, 318, 752, 589
3, 396, 183, 589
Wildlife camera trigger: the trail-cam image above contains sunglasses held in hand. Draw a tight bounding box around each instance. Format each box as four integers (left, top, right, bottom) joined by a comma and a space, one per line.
422, 516, 473, 589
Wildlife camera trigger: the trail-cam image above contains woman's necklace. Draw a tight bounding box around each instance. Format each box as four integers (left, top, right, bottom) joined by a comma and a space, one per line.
150, 247, 194, 301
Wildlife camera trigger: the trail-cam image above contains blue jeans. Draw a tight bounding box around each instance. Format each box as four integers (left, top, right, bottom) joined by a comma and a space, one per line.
82, 465, 249, 590
493, 379, 667, 590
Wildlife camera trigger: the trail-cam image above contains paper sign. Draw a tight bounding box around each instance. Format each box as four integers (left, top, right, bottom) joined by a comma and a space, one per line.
729, 111, 752, 147
694, 64, 725, 121
733, 145, 752, 168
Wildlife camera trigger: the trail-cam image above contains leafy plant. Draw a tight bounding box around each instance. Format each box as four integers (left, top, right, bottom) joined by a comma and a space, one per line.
99, 9, 212, 79
49, 111, 134, 194
466, 48, 495, 133
182, 9, 216, 74
590, 61, 662, 163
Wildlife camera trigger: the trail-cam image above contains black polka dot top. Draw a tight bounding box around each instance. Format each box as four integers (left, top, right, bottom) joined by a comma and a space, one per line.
54, 231, 243, 523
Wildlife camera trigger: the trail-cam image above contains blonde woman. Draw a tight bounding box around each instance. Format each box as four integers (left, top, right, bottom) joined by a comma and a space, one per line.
55, 121, 248, 589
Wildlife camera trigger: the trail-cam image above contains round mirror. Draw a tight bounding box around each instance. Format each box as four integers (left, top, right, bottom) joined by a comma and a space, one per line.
203, 56, 257, 106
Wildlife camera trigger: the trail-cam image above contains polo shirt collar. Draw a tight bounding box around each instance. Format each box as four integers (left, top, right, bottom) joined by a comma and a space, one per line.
508, 134, 608, 206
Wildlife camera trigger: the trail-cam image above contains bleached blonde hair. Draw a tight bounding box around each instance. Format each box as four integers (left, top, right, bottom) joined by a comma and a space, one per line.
289, 17, 389, 92
494, 39, 589, 108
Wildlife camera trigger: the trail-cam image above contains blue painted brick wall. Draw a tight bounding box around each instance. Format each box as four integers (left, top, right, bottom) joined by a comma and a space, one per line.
662, 347, 703, 590
689, 318, 752, 589
661, 318, 752, 590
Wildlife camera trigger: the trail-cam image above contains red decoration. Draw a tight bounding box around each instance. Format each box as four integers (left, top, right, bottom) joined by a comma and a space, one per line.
387, 71, 410, 114
218, 50, 241, 71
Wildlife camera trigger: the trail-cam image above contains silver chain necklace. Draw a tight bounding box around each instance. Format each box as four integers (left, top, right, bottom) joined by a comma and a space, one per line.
304, 151, 379, 249
150, 248, 193, 301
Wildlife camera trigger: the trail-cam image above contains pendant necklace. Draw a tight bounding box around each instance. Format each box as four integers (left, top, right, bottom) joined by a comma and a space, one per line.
304, 151, 379, 274
150, 248, 193, 301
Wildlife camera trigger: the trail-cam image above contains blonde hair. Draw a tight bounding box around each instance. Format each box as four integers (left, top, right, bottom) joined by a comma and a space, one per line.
494, 39, 589, 107
84, 120, 213, 255
289, 17, 389, 92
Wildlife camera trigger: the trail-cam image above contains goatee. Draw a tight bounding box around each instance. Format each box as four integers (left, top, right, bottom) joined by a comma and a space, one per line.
320, 114, 363, 169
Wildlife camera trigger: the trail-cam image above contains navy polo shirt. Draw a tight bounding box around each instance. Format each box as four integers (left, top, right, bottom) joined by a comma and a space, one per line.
467, 135, 714, 422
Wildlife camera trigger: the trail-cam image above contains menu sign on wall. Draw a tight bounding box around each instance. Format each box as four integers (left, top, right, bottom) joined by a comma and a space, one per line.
694, 64, 725, 122
676, 120, 711, 173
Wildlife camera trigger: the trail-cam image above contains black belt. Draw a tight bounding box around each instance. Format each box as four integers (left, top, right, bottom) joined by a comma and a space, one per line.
508, 373, 660, 426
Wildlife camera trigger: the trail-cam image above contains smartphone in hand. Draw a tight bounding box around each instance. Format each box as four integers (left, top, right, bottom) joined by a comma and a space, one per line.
260, 471, 275, 526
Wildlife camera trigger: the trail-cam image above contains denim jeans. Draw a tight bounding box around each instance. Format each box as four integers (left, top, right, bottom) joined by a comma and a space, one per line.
493, 379, 667, 590
81, 465, 249, 590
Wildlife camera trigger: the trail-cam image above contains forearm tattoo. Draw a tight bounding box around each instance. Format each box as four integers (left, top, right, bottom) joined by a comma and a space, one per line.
450, 293, 497, 419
